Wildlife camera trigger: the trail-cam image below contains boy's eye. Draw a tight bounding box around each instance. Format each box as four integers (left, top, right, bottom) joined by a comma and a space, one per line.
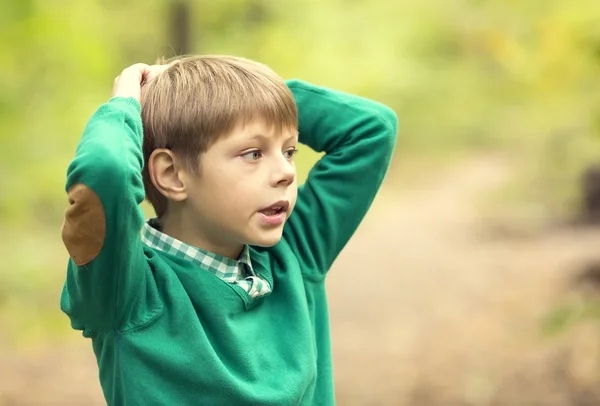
284, 148, 298, 160
241, 150, 262, 161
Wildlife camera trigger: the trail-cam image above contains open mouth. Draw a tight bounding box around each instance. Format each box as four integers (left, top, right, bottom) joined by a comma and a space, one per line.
258, 201, 290, 218
259, 206, 285, 216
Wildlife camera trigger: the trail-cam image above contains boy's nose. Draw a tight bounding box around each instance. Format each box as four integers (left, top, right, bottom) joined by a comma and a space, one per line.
273, 159, 296, 187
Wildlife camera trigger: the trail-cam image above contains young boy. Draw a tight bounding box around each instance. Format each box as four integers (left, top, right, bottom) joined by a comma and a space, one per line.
60, 56, 397, 405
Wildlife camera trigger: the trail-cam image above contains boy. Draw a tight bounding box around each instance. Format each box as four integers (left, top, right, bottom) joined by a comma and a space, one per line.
60, 56, 397, 405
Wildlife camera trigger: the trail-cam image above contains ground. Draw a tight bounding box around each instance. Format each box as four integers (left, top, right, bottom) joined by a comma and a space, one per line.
3, 154, 600, 405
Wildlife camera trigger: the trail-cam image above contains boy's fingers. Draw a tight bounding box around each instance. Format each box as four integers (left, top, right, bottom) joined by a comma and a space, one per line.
144, 64, 169, 84
115, 63, 167, 86
111, 63, 152, 101
121, 63, 151, 83
111, 63, 166, 102
113, 64, 149, 86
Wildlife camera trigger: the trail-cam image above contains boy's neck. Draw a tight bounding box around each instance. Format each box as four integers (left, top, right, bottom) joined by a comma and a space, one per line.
159, 212, 244, 260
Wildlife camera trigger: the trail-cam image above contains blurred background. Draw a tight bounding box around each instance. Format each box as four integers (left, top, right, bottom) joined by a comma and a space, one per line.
3, 0, 600, 404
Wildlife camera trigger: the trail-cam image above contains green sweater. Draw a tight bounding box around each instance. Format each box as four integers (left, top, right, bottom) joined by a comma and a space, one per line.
60, 79, 398, 405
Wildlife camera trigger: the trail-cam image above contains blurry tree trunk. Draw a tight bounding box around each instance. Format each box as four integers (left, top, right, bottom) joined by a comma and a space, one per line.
581, 164, 600, 225
170, 0, 192, 55
245, 0, 267, 26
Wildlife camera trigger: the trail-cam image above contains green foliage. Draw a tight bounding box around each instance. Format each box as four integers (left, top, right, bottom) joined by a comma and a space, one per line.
541, 297, 600, 337
3, 0, 600, 342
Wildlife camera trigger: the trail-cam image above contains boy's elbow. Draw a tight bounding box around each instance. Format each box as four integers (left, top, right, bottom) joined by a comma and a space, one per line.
367, 102, 398, 151
352, 95, 398, 141
375, 103, 398, 139
368, 104, 398, 168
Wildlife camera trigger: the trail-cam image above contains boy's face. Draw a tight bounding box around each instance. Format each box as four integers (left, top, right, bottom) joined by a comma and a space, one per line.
182, 119, 298, 250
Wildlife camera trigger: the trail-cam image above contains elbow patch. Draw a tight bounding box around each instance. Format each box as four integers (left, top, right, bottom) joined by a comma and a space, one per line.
61, 183, 106, 266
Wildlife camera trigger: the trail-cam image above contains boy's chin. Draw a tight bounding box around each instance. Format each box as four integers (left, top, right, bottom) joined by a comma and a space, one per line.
247, 230, 284, 247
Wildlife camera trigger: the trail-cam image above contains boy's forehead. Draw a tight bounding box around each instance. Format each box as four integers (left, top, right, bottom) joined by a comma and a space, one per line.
232, 119, 298, 141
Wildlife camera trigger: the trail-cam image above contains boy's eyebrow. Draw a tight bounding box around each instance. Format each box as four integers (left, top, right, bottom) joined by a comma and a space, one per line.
247, 132, 298, 143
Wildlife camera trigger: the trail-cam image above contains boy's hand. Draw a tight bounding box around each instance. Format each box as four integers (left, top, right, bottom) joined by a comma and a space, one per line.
112, 63, 167, 102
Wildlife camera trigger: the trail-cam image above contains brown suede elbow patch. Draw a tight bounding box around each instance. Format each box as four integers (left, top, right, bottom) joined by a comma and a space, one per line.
61, 183, 106, 266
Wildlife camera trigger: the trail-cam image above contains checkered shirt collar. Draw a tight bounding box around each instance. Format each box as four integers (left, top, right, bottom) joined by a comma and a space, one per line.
141, 218, 253, 282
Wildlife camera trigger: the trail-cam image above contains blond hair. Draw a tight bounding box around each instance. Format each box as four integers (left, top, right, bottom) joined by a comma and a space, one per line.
140, 55, 298, 217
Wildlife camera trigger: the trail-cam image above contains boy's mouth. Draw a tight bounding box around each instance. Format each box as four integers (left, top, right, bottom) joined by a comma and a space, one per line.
258, 201, 290, 216
260, 208, 283, 216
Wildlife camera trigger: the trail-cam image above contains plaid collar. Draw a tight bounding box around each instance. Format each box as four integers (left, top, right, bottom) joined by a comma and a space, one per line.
141, 218, 253, 284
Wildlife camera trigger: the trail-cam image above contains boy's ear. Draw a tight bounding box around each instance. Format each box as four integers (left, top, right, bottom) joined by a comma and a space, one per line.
148, 149, 188, 202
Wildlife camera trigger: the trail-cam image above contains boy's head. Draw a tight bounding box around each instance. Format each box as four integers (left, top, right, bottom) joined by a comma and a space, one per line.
140, 55, 298, 254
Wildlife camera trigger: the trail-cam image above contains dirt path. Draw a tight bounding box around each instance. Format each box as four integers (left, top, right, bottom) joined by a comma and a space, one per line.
328, 154, 600, 405
3, 154, 600, 405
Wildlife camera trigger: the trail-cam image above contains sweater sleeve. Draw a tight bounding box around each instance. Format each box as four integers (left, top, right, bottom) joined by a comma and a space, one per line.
283, 80, 398, 277
60, 97, 161, 332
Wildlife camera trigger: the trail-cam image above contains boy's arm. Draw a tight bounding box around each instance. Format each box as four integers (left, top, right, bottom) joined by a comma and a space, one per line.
60, 64, 163, 331
284, 80, 398, 277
